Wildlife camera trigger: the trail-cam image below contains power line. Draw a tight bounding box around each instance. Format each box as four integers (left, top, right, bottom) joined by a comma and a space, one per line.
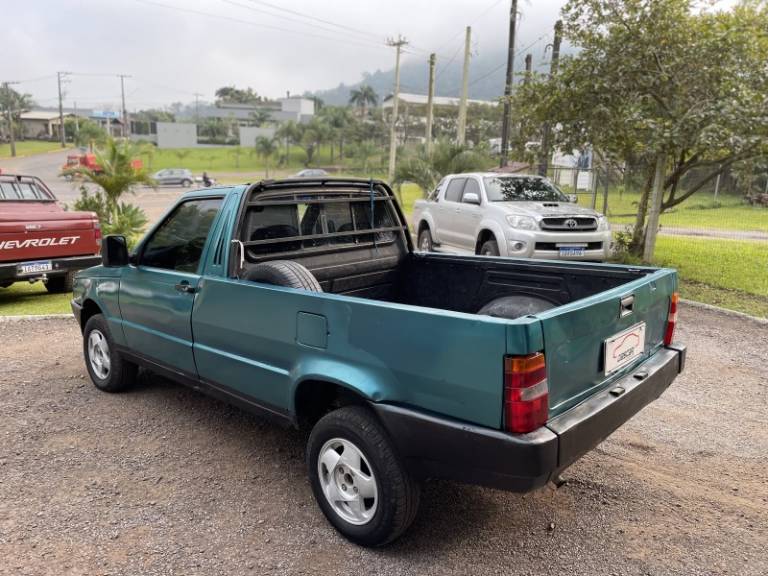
131, 0, 393, 53
433, 0, 506, 55
220, 0, 387, 50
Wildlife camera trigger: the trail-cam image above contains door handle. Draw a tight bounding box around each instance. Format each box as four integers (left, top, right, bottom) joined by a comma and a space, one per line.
175, 281, 196, 294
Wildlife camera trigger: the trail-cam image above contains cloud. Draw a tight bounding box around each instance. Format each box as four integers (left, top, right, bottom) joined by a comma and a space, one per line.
2, 0, 566, 109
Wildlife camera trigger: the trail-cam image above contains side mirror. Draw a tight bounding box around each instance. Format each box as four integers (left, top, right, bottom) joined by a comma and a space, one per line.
102, 235, 130, 267
463, 192, 481, 205
568, 194, 578, 204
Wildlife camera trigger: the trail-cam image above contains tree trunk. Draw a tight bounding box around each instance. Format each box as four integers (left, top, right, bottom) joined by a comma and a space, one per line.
629, 164, 656, 255
643, 154, 667, 262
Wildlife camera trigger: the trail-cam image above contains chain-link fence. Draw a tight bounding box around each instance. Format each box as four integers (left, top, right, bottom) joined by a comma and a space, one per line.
549, 165, 768, 315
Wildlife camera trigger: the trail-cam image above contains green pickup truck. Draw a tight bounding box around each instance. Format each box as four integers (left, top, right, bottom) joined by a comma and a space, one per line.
71, 178, 685, 546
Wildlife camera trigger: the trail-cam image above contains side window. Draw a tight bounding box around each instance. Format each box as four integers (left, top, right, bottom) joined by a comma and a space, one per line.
428, 178, 445, 202
444, 178, 466, 203
462, 178, 481, 202
141, 198, 223, 272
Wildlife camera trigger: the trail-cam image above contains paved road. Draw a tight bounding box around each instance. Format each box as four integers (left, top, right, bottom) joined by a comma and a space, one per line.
0, 305, 766, 576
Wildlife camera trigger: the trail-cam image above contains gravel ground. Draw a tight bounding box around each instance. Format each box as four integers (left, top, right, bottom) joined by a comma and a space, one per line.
1, 304, 766, 576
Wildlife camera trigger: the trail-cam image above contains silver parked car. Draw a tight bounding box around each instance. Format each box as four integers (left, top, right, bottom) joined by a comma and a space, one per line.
152, 169, 194, 187
412, 173, 612, 261
293, 168, 329, 178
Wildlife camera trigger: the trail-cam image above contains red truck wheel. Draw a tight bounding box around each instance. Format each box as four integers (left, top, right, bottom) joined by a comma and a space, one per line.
45, 271, 75, 294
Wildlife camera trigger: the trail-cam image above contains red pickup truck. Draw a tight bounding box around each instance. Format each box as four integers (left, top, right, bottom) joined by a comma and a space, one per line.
0, 174, 102, 293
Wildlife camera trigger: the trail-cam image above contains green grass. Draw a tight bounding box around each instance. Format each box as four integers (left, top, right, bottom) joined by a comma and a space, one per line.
678, 280, 768, 319
652, 236, 767, 297
0, 140, 65, 158
605, 191, 767, 233
0, 282, 72, 315
145, 145, 379, 174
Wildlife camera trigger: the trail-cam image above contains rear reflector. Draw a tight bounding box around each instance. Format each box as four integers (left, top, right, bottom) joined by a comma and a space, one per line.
504, 353, 549, 434
664, 292, 679, 346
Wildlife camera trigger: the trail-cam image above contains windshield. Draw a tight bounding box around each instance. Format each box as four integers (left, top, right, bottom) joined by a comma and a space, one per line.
484, 176, 569, 202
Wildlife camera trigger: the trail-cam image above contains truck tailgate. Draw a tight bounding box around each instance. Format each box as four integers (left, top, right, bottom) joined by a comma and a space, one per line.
0, 210, 99, 263
537, 269, 676, 417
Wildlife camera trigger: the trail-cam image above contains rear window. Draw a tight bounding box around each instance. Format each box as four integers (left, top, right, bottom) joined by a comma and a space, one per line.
244, 195, 397, 258
0, 180, 52, 200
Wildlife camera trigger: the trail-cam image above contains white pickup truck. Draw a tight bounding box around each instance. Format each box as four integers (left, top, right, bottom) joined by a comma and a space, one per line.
412, 172, 612, 261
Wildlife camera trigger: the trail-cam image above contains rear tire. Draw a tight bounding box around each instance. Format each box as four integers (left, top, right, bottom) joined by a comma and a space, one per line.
417, 228, 433, 252
45, 271, 75, 294
181, 179, 192, 187
479, 239, 500, 256
83, 314, 138, 392
307, 406, 421, 547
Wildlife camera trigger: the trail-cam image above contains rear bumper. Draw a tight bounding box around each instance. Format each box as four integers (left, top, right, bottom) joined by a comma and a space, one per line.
0, 255, 101, 283
371, 345, 685, 492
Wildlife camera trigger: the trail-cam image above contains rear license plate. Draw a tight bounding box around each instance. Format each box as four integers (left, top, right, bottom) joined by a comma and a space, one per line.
17, 260, 53, 276
604, 322, 646, 375
559, 247, 585, 257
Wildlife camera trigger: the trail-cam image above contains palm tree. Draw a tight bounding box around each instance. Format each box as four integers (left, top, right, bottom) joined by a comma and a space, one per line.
275, 120, 301, 164
392, 141, 490, 194
63, 138, 155, 217
254, 136, 278, 177
249, 109, 271, 127
349, 85, 378, 117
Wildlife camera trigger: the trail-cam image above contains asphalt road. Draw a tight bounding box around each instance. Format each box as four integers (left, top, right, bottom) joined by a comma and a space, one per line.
1, 304, 766, 575
0, 149, 193, 222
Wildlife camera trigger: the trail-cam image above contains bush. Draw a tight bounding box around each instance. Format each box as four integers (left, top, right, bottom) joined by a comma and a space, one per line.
72, 186, 147, 248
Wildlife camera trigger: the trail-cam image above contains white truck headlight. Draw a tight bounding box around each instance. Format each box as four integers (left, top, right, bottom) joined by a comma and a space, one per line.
597, 216, 610, 231
506, 215, 538, 230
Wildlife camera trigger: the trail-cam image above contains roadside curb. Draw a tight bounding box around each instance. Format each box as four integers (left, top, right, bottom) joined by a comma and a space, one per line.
0, 146, 73, 161
0, 313, 73, 323
680, 299, 768, 325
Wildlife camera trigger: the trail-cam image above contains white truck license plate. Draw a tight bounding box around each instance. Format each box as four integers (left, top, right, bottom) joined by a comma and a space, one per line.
17, 260, 53, 275
604, 322, 646, 375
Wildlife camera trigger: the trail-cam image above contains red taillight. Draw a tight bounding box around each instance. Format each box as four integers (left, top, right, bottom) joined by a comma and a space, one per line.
504, 352, 549, 434
664, 292, 679, 346
93, 219, 102, 242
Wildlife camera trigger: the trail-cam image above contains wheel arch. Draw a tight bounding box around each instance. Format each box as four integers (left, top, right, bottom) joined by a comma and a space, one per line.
293, 377, 376, 430
474, 222, 506, 255
416, 212, 439, 244
80, 298, 103, 332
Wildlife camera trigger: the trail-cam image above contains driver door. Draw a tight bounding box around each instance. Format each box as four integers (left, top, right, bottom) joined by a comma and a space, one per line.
118, 197, 223, 376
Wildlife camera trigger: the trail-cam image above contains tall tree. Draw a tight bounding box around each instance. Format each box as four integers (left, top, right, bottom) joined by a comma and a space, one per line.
254, 136, 277, 178
349, 85, 379, 117
513, 0, 768, 257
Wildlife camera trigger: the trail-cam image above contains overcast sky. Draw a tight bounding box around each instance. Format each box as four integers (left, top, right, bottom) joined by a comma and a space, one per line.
1, 0, 568, 111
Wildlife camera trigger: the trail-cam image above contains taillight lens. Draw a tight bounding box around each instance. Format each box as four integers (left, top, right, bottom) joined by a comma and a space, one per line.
504, 352, 549, 434
664, 292, 679, 346
93, 219, 102, 241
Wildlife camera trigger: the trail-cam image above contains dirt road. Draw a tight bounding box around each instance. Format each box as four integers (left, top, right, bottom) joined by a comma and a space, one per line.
0, 305, 766, 576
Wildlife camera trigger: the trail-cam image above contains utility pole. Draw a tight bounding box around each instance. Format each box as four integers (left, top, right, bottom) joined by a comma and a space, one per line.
456, 26, 472, 145
425, 53, 436, 156
2, 81, 19, 157
499, 0, 518, 168
524, 53, 532, 82
57, 71, 69, 148
538, 20, 563, 176
387, 35, 408, 182
118, 74, 131, 138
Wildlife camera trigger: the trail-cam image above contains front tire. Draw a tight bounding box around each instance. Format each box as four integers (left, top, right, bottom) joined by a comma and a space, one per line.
83, 314, 137, 392
417, 227, 433, 252
479, 239, 500, 256
307, 406, 420, 547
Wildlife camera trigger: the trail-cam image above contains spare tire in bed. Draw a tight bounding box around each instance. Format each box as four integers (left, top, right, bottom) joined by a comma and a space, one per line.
477, 295, 555, 320
245, 260, 323, 292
